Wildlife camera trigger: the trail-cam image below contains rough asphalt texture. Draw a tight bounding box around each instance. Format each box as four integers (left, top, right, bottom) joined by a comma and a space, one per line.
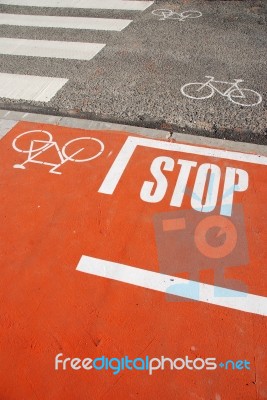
0, 0, 266, 144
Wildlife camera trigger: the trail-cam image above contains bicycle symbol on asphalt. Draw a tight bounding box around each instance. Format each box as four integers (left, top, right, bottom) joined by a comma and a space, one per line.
181, 76, 262, 106
152, 9, 202, 21
12, 129, 105, 175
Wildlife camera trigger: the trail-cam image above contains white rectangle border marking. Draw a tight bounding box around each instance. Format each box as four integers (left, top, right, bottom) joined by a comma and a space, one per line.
99, 136, 267, 195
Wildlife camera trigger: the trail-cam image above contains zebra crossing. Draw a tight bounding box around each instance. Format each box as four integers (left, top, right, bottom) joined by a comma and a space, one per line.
0, 0, 154, 102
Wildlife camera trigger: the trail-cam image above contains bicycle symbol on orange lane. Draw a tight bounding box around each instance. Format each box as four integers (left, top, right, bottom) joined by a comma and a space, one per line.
12, 129, 105, 175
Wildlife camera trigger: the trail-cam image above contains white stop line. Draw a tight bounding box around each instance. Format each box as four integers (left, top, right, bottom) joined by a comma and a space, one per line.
76, 256, 267, 317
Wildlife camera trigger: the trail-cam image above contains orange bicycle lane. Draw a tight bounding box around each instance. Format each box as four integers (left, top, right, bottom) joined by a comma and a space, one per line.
0, 121, 266, 400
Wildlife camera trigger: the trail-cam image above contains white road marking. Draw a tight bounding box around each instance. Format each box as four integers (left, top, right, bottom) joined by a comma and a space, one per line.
0, 14, 132, 32
181, 77, 262, 107
0, 73, 68, 102
12, 130, 105, 174
152, 9, 202, 22
76, 256, 267, 317
99, 136, 267, 195
0, 38, 106, 61
0, 0, 154, 10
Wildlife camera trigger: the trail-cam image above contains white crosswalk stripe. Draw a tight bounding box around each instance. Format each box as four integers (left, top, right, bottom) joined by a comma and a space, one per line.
0, 38, 106, 60
0, 0, 154, 102
0, 73, 68, 102
0, 14, 132, 31
0, 0, 154, 11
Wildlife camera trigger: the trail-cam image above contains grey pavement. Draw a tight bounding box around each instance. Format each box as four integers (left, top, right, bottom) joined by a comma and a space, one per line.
0, 0, 266, 144
1, 108, 267, 157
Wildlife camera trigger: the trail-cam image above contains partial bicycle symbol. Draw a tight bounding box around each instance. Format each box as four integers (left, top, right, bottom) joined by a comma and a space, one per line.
12, 129, 105, 175
152, 9, 202, 21
181, 76, 262, 106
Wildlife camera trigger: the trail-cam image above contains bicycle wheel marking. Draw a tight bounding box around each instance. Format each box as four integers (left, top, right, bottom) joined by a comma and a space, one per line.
12, 129, 105, 174
12, 129, 53, 153
228, 89, 263, 107
181, 77, 262, 106
152, 9, 202, 21
62, 137, 105, 162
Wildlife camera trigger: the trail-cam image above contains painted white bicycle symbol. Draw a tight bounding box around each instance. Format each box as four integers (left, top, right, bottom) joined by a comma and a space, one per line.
181, 76, 262, 106
152, 9, 202, 21
12, 129, 104, 175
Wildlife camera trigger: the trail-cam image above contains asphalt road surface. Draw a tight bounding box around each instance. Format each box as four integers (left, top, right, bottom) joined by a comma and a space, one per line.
0, 0, 266, 144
